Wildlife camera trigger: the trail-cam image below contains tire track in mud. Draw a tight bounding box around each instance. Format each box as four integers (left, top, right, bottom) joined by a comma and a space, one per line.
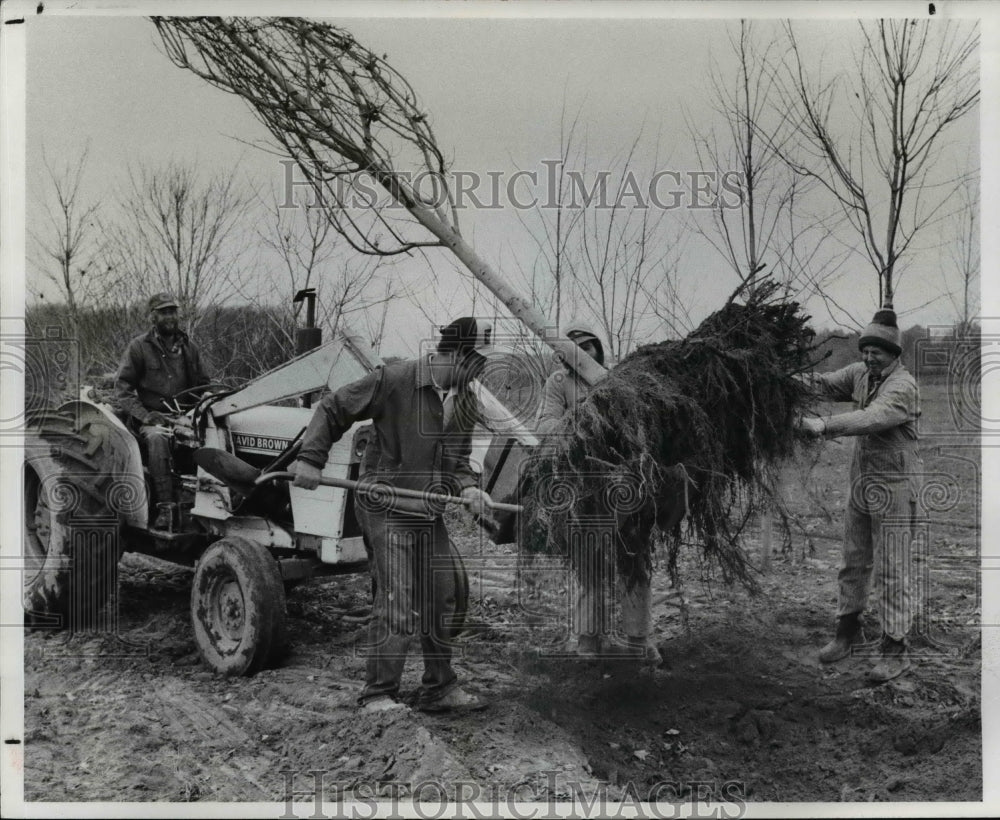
24, 663, 281, 800
149, 678, 281, 799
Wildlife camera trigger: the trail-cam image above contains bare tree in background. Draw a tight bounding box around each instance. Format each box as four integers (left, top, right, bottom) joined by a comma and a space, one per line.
152, 17, 606, 386
687, 21, 790, 288
29, 146, 103, 335
687, 21, 856, 325
776, 19, 979, 308
573, 135, 680, 360
360, 277, 394, 354
409, 256, 502, 340
252, 188, 400, 350
509, 104, 587, 332
106, 161, 254, 330
511, 111, 683, 359
773, 179, 860, 327
944, 177, 979, 339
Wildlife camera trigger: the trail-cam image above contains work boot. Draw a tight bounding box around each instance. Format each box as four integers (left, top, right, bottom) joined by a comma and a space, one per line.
868, 637, 911, 683
361, 696, 408, 713
573, 634, 602, 657
818, 612, 863, 664
626, 635, 664, 668
152, 502, 175, 532
418, 686, 488, 714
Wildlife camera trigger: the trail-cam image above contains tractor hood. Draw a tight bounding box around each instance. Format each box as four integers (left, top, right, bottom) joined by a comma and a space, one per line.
206, 325, 538, 467
226, 405, 315, 460
209, 329, 381, 419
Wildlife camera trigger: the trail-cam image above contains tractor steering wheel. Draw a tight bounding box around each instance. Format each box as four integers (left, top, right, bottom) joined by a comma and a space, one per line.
169, 383, 233, 411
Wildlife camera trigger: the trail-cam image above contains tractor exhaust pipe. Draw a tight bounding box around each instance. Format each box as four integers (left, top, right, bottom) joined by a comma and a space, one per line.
294, 288, 322, 408
293, 287, 322, 355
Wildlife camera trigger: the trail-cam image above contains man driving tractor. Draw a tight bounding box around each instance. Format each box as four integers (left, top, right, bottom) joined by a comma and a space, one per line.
114, 292, 211, 531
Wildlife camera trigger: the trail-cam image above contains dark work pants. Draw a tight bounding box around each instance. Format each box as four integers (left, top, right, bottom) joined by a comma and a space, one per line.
838, 445, 923, 641
138, 423, 173, 505
356, 504, 460, 705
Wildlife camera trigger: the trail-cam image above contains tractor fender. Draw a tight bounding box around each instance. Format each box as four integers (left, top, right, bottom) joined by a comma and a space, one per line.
53, 399, 148, 529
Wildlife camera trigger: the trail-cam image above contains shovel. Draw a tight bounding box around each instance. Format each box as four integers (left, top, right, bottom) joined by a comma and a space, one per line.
194, 447, 523, 514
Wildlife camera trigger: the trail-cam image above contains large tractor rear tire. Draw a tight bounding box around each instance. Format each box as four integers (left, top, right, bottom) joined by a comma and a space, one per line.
191, 537, 287, 676
23, 413, 125, 627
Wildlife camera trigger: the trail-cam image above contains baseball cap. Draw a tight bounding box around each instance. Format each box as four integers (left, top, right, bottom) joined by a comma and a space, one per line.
148, 292, 180, 312
437, 317, 496, 358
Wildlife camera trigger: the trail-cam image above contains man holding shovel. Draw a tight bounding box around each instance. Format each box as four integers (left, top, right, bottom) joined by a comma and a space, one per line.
291, 317, 495, 713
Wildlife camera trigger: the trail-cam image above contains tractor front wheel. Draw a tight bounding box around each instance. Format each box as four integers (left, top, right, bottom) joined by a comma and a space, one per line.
191, 537, 286, 676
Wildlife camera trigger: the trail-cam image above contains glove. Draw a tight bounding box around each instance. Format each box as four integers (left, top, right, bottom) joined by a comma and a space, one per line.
461, 487, 493, 517
144, 411, 170, 427
290, 459, 323, 490
795, 416, 826, 438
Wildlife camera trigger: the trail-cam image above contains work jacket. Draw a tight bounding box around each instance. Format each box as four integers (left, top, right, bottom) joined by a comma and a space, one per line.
298, 356, 482, 514
536, 346, 599, 434
813, 358, 921, 500
114, 328, 210, 424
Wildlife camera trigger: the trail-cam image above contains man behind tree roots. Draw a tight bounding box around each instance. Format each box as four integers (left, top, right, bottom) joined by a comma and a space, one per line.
796, 304, 924, 683
536, 319, 661, 667
291, 317, 495, 713
114, 292, 210, 532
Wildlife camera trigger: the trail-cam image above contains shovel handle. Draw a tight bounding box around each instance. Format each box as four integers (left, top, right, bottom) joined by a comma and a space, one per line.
256, 471, 523, 514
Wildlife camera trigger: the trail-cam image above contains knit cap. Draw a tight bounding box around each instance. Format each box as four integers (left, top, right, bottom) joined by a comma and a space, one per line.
858, 303, 902, 356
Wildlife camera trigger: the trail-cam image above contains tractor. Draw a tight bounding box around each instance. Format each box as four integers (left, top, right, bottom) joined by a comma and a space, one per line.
22, 309, 536, 675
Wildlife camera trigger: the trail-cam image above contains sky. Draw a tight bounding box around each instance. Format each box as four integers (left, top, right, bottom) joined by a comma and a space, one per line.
13, 2, 990, 359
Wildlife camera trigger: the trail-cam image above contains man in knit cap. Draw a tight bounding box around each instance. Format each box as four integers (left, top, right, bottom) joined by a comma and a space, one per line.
796, 304, 922, 682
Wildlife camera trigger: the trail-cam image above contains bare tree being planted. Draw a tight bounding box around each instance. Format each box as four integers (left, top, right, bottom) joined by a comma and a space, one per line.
152, 15, 606, 385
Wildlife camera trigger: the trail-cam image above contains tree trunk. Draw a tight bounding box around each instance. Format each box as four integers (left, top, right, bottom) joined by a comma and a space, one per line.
408, 201, 609, 386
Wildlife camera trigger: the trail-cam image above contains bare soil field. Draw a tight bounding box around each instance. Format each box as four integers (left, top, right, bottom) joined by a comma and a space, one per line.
22, 378, 981, 807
